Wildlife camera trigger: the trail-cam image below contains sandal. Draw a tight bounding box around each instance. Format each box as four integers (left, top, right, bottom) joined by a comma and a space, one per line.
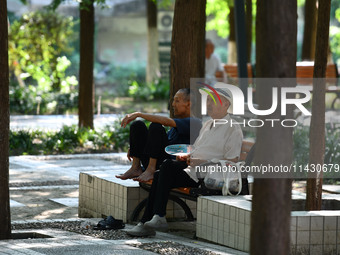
93, 216, 125, 230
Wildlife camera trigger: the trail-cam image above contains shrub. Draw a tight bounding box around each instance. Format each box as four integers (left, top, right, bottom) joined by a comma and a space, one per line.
128, 79, 169, 101
9, 120, 132, 156
95, 61, 146, 96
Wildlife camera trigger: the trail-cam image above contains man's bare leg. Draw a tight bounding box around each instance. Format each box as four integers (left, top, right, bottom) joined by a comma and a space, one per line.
133, 158, 157, 182
116, 157, 143, 180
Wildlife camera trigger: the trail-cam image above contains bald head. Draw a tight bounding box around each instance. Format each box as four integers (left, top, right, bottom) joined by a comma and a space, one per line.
205, 39, 215, 59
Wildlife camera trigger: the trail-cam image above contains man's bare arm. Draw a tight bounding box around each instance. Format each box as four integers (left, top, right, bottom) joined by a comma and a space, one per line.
121, 112, 176, 128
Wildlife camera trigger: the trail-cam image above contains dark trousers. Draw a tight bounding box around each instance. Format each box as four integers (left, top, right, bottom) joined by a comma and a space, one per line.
141, 159, 199, 223
129, 120, 169, 170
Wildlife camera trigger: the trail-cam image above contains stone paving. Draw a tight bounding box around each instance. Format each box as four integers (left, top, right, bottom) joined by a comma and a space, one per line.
6, 153, 248, 255
5, 219, 247, 255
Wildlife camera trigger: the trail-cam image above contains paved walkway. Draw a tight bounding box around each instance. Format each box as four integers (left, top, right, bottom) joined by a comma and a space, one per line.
6, 153, 247, 255
5, 221, 247, 255
10, 114, 122, 131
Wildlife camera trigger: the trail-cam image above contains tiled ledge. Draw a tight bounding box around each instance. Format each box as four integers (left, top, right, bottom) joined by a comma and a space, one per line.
196, 194, 340, 254
79, 171, 197, 222
196, 196, 251, 252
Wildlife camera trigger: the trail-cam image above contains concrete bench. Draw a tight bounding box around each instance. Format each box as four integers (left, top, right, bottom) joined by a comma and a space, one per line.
196, 192, 340, 254
131, 141, 255, 222
78, 170, 197, 223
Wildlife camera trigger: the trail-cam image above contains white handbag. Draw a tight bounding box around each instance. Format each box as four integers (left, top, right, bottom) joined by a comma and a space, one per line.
221, 161, 243, 196
202, 160, 243, 195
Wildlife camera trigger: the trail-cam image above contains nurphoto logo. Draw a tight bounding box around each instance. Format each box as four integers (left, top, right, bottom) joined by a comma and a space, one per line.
198, 81, 312, 128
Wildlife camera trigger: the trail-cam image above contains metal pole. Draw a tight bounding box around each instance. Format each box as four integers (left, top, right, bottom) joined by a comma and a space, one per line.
234, 0, 248, 101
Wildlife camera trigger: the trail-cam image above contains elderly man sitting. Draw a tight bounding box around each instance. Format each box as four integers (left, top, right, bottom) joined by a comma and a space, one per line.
126, 85, 243, 237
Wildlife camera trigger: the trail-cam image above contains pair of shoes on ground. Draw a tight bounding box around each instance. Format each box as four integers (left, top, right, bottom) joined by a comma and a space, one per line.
125, 215, 168, 237
93, 216, 125, 230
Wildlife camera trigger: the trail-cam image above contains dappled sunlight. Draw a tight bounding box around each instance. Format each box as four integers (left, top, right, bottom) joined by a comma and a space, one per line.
34, 207, 78, 220
10, 194, 22, 198
65, 190, 79, 197
34, 191, 52, 197
26, 203, 45, 207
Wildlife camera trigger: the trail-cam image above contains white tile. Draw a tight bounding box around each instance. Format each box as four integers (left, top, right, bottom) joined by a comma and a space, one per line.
217, 230, 224, 244
245, 210, 251, 225
208, 201, 214, 214
224, 218, 230, 234
291, 231, 296, 245
244, 224, 251, 240
297, 216, 310, 231
244, 238, 250, 252
324, 216, 337, 231
223, 232, 230, 246
218, 203, 224, 217
201, 225, 207, 239
197, 198, 202, 213
310, 216, 323, 231
239, 223, 245, 237
296, 230, 310, 245
212, 228, 218, 243
230, 220, 236, 234
310, 231, 323, 245
207, 214, 213, 227
202, 198, 208, 212
230, 207, 236, 221
213, 215, 218, 230
224, 205, 230, 219
237, 236, 244, 251
197, 211, 202, 224
213, 202, 219, 216
196, 224, 202, 237
202, 211, 207, 226
229, 234, 235, 248
291, 216, 297, 231
324, 231, 336, 245
207, 227, 213, 241
239, 209, 245, 223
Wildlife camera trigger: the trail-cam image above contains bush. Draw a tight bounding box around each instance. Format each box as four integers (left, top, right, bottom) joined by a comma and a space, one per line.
9, 83, 78, 114
8, 10, 78, 114
9, 120, 132, 156
292, 124, 340, 182
95, 61, 146, 96
9, 10, 77, 93
128, 79, 169, 101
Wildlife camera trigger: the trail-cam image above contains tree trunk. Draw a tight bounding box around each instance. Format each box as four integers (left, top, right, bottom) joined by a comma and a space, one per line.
170, 0, 206, 117
246, 0, 252, 63
0, 0, 11, 240
306, 0, 331, 211
146, 0, 160, 83
228, 4, 237, 64
301, 0, 317, 60
79, 0, 95, 129
251, 0, 296, 254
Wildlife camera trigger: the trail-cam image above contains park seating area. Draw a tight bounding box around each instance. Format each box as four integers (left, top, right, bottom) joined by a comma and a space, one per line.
78, 169, 340, 254
78, 140, 254, 223
78, 171, 198, 223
